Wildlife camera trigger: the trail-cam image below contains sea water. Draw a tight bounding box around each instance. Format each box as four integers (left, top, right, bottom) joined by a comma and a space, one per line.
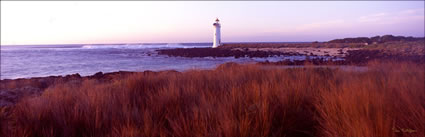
1, 43, 320, 80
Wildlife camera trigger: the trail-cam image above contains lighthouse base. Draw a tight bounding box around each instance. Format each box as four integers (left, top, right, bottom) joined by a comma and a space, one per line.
212, 44, 220, 48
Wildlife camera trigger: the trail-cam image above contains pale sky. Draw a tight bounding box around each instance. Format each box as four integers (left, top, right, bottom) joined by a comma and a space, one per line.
1, 1, 424, 45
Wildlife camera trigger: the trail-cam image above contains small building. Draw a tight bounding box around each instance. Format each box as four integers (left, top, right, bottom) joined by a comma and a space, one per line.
212, 18, 221, 48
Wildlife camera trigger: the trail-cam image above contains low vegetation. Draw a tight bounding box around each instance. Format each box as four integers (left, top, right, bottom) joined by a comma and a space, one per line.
1, 61, 424, 137
221, 35, 424, 53
328, 35, 424, 44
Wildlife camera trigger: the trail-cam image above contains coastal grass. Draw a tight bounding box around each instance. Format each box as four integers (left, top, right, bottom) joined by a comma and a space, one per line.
1, 61, 424, 137
221, 40, 425, 55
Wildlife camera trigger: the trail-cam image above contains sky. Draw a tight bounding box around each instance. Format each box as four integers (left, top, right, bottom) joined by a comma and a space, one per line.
1, 1, 424, 45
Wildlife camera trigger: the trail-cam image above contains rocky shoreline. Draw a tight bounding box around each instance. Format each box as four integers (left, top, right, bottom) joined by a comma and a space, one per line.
0, 70, 179, 106
157, 47, 290, 58
158, 46, 424, 65
259, 49, 425, 65
157, 36, 424, 65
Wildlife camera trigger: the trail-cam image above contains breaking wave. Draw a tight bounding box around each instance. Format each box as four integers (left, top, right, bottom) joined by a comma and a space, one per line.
81, 44, 204, 49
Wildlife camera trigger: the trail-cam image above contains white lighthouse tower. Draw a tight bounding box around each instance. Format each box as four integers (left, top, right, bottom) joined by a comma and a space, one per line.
212, 18, 221, 48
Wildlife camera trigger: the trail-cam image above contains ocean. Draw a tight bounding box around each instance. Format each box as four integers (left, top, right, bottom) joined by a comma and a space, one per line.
1, 43, 305, 80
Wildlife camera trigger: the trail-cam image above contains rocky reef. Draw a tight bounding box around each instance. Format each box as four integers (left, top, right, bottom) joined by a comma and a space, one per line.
157, 47, 297, 58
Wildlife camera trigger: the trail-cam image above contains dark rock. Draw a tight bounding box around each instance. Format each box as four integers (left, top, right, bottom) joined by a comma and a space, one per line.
92, 72, 104, 78
156, 48, 286, 58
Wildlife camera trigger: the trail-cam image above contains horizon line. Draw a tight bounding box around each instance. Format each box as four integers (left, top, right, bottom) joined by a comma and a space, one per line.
2, 34, 424, 46
1, 41, 318, 46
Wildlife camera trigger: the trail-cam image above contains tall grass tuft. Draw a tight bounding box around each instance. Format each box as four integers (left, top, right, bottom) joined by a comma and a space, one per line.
1, 61, 424, 137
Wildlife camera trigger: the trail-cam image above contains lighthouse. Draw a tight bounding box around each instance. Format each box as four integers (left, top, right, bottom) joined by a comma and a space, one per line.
212, 18, 221, 48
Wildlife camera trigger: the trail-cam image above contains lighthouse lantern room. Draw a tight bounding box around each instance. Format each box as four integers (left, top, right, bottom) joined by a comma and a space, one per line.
212, 18, 221, 48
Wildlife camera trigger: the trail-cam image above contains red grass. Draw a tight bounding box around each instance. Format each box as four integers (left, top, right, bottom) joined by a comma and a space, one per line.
1, 61, 424, 137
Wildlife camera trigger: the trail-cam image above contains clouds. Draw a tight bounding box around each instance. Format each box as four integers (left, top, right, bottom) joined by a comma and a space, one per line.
353, 8, 424, 37
295, 7, 424, 32
357, 8, 424, 24
1, 1, 424, 45
399, 8, 425, 15
278, 7, 425, 39
358, 13, 388, 23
